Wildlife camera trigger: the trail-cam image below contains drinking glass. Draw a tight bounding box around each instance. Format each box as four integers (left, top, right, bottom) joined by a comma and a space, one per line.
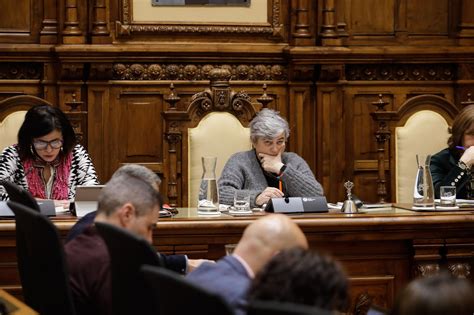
440, 186, 456, 206
233, 190, 250, 212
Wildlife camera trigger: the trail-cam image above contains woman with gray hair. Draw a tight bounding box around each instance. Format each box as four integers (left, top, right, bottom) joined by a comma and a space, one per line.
219, 109, 324, 208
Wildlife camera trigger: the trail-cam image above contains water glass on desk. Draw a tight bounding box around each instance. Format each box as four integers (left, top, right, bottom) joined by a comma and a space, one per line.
234, 190, 251, 212
440, 186, 456, 207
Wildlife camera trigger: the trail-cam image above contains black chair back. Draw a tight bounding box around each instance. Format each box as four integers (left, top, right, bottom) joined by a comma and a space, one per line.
247, 300, 333, 315
95, 222, 164, 315
7, 201, 76, 315
2, 181, 40, 211
141, 264, 235, 315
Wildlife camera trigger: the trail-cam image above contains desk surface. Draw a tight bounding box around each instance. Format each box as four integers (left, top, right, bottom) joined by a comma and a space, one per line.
0, 204, 474, 313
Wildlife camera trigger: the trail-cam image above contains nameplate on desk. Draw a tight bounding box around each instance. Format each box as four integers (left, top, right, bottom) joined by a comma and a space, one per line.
264, 197, 328, 214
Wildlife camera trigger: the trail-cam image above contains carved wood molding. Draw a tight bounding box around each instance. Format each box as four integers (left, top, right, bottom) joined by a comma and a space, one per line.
112, 63, 287, 81
117, 0, 283, 38
0, 63, 42, 80
448, 262, 471, 278
346, 64, 456, 81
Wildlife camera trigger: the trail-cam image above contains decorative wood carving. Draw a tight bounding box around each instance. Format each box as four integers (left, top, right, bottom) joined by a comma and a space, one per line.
112, 63, 287, 81
0, 63, 42, 80
461, 93, 474, 107
370, 95, 394, 203
117, 0, 284, 38
415, 264, 440, 277
164, 84, 180, 111
256, 84, 273, 108
64, 92, 84, 111
346, 64, 456, 81
40, 0, 58, 44
319, 64, 344, 81
188, 68, 253, 119
353, 292, 372, 315
448, 263, 471, 278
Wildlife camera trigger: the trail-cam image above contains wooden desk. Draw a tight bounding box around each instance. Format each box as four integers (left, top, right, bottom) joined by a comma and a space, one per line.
1, 206, 474, 313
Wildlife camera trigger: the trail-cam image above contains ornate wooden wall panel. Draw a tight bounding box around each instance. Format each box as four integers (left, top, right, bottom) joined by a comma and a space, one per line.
0, 0, 41, 43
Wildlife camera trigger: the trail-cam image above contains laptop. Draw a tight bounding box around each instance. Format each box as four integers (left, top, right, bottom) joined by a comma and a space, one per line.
0, 200, 56, 218
73, 185, 105, 217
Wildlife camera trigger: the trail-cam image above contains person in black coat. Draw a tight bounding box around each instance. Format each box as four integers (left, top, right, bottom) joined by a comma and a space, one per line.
431, 105, 474, 199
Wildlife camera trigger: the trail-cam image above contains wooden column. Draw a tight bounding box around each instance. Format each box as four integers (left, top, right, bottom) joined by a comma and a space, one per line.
91, 0, 111, 44
164, 85, 182, 207
292, 0, 312, 45
320, 0, 341, 46
370, 94, 395, 203
40, 0, 58, 44
62, 0, 85, 44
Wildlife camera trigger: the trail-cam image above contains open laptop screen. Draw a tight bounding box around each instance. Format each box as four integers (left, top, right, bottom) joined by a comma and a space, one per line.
73, 185, 105, 217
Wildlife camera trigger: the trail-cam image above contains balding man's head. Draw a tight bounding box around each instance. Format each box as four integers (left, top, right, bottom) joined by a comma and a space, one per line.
234, 214, 308, 274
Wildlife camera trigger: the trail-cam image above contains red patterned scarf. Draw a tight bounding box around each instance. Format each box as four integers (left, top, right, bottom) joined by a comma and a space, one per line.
22, 153, 72, 200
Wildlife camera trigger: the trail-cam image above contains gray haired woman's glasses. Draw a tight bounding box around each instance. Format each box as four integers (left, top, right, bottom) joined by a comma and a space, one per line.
32, 139, 63, 150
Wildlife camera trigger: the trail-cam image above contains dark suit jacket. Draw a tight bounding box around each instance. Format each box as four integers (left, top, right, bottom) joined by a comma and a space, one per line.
66, 210, 188, 274
430, 148, 471, 199
186, 255, 251, 315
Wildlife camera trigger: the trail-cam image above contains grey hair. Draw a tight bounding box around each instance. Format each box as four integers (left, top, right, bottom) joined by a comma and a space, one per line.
97, 173, 162, 217
111, 164, 161, 189
250, 108, 290, 143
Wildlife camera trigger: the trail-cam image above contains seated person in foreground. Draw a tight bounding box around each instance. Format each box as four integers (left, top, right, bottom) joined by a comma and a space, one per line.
65, 166, 206, 315
391, 272, 474, 315
431, 105, 474, 198
247, 247, 349, 313
66, 164, 204, 274
186, 214, 308, 315
0, 105, 98, 207
219, 108, 324, 208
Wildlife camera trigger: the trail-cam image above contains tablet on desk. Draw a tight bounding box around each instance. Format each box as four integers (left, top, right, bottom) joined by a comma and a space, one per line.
0, 200, 56, 218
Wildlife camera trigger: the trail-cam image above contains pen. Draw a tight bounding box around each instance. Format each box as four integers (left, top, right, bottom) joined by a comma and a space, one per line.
456, 146, 466, 150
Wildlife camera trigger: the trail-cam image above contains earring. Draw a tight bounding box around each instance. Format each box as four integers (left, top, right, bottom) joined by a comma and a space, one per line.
30, 145, 34, 155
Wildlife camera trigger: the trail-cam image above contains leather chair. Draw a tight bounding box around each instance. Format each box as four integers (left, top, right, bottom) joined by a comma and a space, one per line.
395, 110, 450, 202
7, 201, 76, 315
94, 222, 165, 315
188, 111, 252, 207
140, 264, 235, 315
246, 300, 333, 315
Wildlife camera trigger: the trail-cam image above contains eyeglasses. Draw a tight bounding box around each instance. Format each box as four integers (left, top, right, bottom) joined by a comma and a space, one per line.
32, 139, 63, 150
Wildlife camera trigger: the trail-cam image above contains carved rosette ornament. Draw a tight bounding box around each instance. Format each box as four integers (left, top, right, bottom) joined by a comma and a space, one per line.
346, 64, 456, 81
112, 63, 287, 81
415, 263, 440, 277
448, 263, 471, 278
0, 63, 42, 80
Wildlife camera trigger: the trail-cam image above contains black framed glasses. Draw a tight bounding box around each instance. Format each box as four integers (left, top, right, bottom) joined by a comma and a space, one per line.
32, 139, 63, 150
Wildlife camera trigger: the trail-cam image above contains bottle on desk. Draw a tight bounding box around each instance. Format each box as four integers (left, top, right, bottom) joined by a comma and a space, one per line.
413, 154, 435, 207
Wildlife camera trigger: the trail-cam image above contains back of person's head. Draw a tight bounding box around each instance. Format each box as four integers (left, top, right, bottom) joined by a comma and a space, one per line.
111, 164, 161, 191
234, 214, 308, 273
391, 272, 474, 315
97, 173, 162, 217
449, 104, 474, 150
250, 108, 290, 143
17, 105, 76, 160
247, 247, 349, 312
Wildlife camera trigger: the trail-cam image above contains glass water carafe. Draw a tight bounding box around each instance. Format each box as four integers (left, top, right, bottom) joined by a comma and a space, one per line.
413, 154, 435, 207
197, 156, 219, 214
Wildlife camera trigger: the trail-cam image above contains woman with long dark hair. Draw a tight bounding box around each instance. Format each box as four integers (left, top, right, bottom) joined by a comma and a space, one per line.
0, 105, 98, 207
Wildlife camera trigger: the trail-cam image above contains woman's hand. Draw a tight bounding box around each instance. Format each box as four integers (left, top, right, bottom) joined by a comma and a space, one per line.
256, 187, 284, 206
460, 146, 474, 167
258, 152, 284, 174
